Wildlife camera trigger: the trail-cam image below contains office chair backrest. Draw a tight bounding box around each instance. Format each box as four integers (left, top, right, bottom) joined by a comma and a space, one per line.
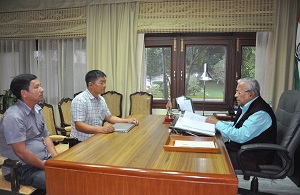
102, 91, 123, 118
58, 98, 72, 127
39, 103, 58, 136
129, 91, 153, 115
275, 90, 300, 175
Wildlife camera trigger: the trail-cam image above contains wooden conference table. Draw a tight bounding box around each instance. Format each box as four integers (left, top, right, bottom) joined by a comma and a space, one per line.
45, 114, 238, 195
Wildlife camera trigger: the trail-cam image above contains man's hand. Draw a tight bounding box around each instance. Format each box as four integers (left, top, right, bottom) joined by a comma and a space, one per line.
98, 125, 115, 134
127, 118, 139, 125
205, 116, 219, 125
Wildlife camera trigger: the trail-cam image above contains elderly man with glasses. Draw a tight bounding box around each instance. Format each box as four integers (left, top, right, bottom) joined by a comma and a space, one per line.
206, 78, 277, 171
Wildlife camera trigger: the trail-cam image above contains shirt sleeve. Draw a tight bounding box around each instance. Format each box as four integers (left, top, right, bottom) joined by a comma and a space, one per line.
2, 113, 26, 144
71, 98, 86, 122
215, 110, 272, 143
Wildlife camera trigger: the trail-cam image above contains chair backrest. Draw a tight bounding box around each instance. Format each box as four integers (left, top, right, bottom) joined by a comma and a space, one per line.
129, 91, 153, 115
102, 91, 123, 118
39, 102, 58, 136
58, 98, 72, 127
73, 91, 83, 98
275, 90, 300, 175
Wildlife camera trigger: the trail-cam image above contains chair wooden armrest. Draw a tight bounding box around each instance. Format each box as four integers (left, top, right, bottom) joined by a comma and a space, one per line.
0, 158, 36, 195
64, 126, 71, 132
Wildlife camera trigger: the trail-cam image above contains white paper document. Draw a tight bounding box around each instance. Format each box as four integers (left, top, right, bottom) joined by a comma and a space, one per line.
174, 111, 216, 136
174, 140, 216, 148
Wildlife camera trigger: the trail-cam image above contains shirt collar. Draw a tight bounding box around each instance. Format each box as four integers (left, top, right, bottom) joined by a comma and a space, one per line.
16, 99, 42, 115
240, 96, 259, 113
86, 89, 100, 100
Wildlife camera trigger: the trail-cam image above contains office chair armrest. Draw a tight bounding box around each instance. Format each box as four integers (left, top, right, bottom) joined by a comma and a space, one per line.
240, 143, 287, 153
237, 143, 291, 179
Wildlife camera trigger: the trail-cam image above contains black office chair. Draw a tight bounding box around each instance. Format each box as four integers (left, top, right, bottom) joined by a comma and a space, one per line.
236, 90, 300, 194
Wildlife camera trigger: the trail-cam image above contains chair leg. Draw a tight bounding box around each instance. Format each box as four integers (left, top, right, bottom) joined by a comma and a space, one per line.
250, 176, 259, 194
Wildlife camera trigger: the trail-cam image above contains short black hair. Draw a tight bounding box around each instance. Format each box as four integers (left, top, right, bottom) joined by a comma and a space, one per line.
85, 70, 106, 87
10, 74, 37, 99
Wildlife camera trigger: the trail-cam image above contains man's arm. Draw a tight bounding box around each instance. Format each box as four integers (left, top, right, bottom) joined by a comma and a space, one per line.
213, 111, 272, 143
11, 141, 45, 169
44, 136, 57, 157
74, 121, 114, 134
105, 115, 139, 125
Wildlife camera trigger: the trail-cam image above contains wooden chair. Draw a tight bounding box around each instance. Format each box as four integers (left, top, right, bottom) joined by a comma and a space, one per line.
129, 92, 153, 115
0, 157, 37, 195
39, 102, 76, 153
73, 91, 83, 98
102, 91, 123, 118
58, 98, 72, 132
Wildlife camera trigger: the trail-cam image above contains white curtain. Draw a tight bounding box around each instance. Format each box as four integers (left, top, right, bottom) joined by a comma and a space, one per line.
86, 2, 140, 117
255, 0, 299, 110
255, 32, 275, 103
0, 40, 36, 93
37, 39, 86, 104
0, 39, 87, 106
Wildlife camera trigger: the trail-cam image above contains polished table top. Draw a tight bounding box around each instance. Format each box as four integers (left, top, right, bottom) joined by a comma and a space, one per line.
48, 114, 236, 179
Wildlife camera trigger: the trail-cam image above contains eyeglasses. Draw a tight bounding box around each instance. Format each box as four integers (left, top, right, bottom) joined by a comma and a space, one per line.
235, 90, 251, 95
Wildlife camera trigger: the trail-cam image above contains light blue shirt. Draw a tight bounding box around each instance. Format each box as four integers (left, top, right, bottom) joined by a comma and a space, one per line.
216, 97, 272, 144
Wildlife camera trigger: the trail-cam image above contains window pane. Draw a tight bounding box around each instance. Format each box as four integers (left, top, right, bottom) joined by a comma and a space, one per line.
185, 45, 226, 102
145, 47, 171, 100
241, 46, 256, 78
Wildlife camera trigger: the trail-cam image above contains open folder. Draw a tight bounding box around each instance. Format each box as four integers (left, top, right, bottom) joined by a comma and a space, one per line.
169, 111, 216, 136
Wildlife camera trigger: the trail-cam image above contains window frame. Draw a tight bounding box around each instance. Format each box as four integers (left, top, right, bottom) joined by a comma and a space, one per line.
144, 33, 256, 111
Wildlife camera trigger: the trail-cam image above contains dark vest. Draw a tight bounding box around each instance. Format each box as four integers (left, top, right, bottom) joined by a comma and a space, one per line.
226, 96, 277, 169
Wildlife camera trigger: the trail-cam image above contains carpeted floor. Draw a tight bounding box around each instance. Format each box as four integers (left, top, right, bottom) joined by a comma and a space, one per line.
238, 175, 300, 195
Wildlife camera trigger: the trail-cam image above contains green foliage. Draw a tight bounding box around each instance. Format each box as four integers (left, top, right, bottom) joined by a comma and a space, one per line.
186, 76, 202, 96
185, 46, 225, 89
0, 89, 17, 111
145, 45, 255, 100
241, 47, 255, 78
145, 47, 171, 83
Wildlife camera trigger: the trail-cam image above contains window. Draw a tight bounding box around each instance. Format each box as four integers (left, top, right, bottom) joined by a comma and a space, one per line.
144, 33, 256, 111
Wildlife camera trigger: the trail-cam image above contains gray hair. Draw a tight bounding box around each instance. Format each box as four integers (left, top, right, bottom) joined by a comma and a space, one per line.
237, 78, 260, 97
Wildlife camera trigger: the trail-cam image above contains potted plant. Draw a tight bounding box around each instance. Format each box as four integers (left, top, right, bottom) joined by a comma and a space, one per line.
0, 89, 17, 112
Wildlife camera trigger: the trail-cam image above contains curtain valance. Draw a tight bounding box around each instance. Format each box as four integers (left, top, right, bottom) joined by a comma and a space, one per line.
0, 7, 86, 39
138, 0, 275, 33
0, 0, 275, 39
